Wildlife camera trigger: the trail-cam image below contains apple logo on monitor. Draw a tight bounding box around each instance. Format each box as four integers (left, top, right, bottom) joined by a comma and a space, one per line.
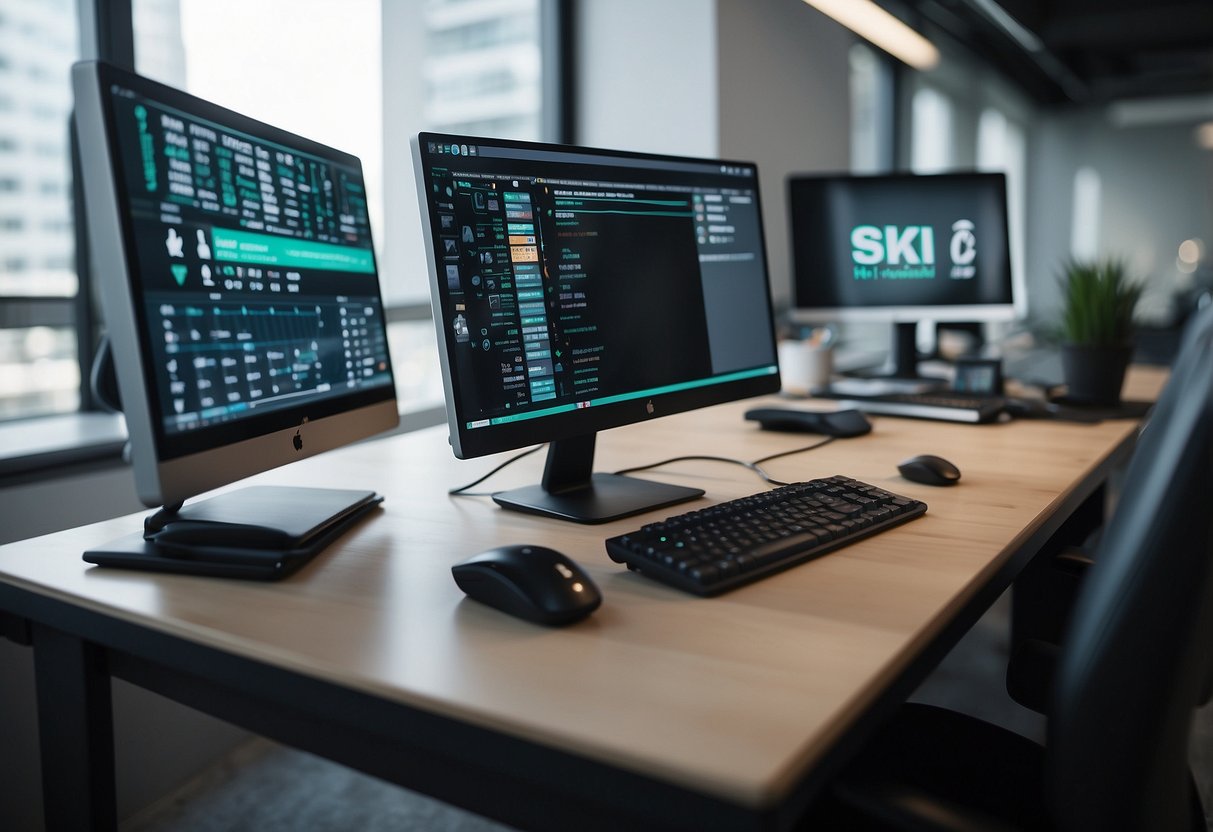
293, 430, 303, 451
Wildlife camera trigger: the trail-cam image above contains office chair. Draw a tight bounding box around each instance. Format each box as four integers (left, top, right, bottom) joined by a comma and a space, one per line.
805, 302, 1213, 832
1007, 302, 1213, 716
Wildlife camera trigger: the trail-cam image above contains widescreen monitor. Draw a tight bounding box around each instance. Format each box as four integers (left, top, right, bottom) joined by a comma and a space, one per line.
413, 133, 780, 523
73, 61, 398, 546
788, 171, 1018, 379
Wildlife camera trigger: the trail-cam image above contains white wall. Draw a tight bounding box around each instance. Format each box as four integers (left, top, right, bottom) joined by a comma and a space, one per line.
716, 0, 853, 306
575, 0, 854, 307
381, 0, 432, 305
575, 0, 719, 157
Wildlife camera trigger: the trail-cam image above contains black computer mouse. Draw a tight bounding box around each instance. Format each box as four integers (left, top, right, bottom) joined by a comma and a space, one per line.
898, 454, 962, 486
744, 407, 872, 438
452, 545, 602, 626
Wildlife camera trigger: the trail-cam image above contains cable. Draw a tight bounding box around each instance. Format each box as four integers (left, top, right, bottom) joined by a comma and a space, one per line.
614, 454, 767, 479
752, 436, 835, 465
447, 434, 838, 496
448, 445, 545, 496
612, 436, 836, 488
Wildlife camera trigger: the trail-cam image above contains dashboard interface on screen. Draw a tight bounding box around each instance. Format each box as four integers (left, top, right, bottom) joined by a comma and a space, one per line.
104, 77, 394, 458
415, 134, 778, 456
789, 172, 1014, 317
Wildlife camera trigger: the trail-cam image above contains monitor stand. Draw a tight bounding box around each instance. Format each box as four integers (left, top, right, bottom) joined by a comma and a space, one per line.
492, 433, 703, 524
83, 486, 383, 579
832, 322, 948, 397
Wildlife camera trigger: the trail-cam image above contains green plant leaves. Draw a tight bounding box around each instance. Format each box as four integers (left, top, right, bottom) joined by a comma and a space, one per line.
1058, 258, 1143, 346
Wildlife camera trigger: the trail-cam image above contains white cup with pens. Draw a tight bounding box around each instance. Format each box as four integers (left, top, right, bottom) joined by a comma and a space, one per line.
778, 326, 835, 396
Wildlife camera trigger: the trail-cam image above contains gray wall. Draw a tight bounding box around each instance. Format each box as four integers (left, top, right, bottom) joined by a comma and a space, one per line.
717, 0, 853, 307
0, 466, 142, 547
576, 0, 719, 157
575, 0, 854, 308
1025, 110, 1213, 325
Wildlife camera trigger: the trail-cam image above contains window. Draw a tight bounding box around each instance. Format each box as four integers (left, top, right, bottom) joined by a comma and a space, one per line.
0, 326, 79, 420
910, 86, 953, 173
133, 0, 387, 278
0, 0, 80, 419
849, 43, 894, 174
0, 0, 559, 426
1071, 167, 1102, 261
978, 107, 1027, 312
897, 54, 1033, 320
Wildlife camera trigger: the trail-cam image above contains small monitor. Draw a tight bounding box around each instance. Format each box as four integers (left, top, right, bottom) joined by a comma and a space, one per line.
72, 61, 398, 571
413, 133, 780, 523
788, 171, 1018, 379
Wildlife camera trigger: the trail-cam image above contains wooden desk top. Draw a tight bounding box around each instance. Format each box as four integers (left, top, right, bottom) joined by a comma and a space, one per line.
0, 367, 1167, 808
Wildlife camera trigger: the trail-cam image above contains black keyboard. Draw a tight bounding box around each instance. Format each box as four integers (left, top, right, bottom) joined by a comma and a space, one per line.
605, 476, 927, 595
837, 393, 1005, 424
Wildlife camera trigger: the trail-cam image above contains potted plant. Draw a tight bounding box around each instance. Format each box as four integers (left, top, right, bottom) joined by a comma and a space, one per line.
1057, 258, 1143, 406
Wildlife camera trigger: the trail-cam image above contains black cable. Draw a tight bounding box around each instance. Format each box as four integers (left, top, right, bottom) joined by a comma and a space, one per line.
614, 454, 770, 482
612, 436, 836, 488
447, 434, 838, 497
751, 436, 835, 465
448, 445, 545, 496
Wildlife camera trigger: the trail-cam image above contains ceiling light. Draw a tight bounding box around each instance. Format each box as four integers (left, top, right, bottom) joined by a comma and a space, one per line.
804, 0, 940, 70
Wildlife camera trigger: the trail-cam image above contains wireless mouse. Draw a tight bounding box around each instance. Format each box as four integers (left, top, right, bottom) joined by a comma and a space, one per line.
744, 407, 872, 437
898, 454, 962, 486
452, 545, 602, 626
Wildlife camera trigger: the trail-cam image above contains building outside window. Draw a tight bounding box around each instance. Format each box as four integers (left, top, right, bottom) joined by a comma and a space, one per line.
0, 0, 80, 420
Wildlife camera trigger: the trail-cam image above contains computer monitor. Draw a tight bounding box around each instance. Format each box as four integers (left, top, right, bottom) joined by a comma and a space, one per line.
788, 171, 1018, 380
72, 61, 398, 564
412, 133, 780, 523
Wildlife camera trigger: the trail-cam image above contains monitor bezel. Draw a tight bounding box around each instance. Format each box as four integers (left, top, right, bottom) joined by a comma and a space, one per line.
412, 131, 781, 461
73, 60, 398, 507
787, 170, 1023, 325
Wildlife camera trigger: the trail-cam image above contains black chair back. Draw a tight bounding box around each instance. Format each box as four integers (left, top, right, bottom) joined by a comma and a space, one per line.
1049, 303, 1213, 831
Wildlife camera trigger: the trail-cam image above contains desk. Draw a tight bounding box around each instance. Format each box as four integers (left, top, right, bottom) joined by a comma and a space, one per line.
0, 368, 1166, 832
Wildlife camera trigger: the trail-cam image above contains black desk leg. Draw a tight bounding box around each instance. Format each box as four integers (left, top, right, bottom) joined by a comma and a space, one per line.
32, 624, 117, 832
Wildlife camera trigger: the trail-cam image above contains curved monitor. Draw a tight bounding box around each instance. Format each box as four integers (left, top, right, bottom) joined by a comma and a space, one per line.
73, 61, 398, 510
413, 133, 780, 522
